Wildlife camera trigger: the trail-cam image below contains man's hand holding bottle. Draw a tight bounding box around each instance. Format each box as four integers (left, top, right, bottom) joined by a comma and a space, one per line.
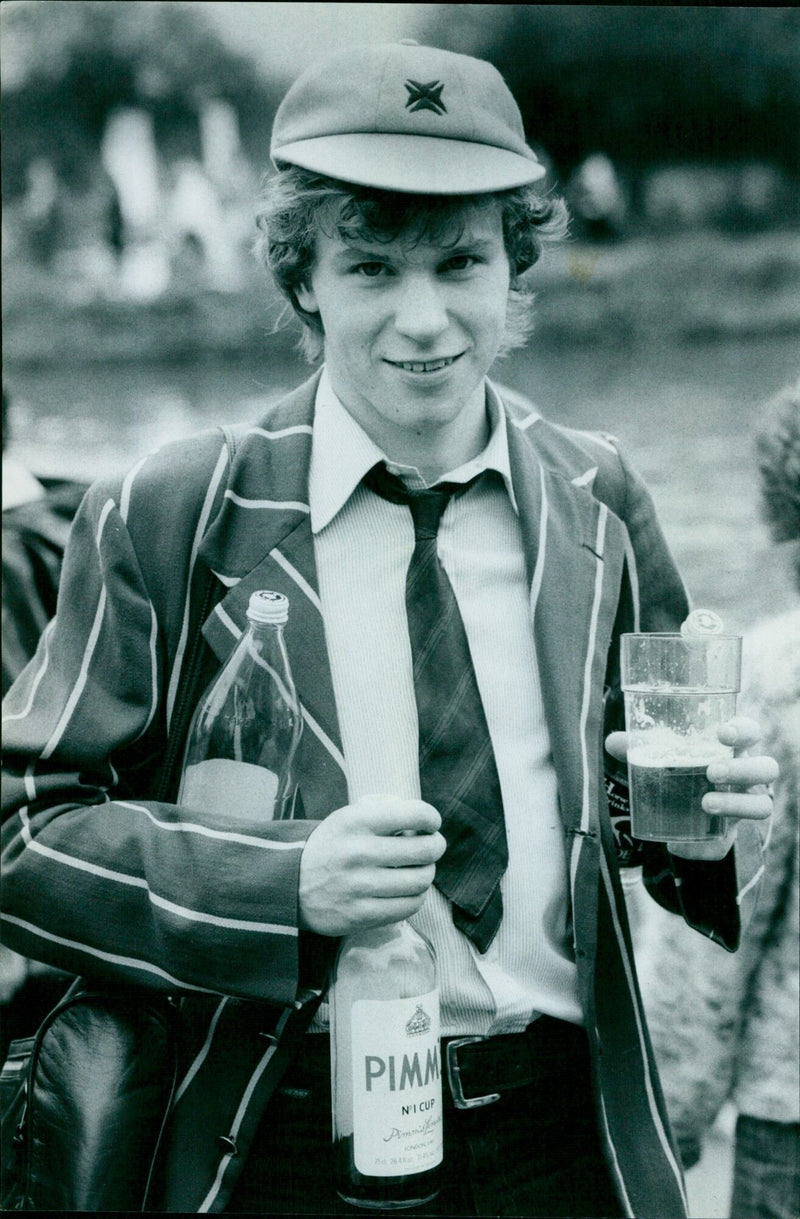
298, 795, 446, 935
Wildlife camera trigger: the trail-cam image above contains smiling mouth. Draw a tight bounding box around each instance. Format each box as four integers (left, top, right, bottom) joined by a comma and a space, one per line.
386, 355, 462, 374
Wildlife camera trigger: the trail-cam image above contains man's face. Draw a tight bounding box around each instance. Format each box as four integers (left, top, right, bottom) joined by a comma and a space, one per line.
296, 202, 512, 470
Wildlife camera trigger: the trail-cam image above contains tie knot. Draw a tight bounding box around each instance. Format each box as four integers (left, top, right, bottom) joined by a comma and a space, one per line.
364, 464, 477, 539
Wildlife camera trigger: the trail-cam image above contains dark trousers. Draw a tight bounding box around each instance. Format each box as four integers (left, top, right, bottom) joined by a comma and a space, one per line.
730, 1115, 800, 1219
227, 1017, 623, 1217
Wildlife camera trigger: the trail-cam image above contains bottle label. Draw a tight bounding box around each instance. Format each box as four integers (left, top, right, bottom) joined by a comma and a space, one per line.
350, 989, 443, 1178
605, 770, 644, 867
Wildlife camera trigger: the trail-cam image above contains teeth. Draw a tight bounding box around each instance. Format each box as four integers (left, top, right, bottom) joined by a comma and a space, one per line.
394, 357, 456, 372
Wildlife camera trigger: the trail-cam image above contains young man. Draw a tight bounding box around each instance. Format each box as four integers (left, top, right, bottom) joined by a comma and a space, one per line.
1, 43, 777, 1216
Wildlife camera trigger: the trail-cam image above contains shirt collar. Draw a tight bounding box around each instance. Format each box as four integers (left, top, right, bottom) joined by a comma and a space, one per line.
309, 366, 518, 534
2, 457, 45, 511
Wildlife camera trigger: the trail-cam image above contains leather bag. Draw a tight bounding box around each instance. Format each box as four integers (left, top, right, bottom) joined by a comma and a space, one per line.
1, 981, 178, 1211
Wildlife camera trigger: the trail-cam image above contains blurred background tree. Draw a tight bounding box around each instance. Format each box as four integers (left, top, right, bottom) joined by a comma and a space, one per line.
1, 0, 279, 200
4, 3, 798, 208
418, 5, 800, 178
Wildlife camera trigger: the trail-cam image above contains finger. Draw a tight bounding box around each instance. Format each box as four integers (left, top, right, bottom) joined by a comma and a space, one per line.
356, 895, 431, 927
707, 757, 780, 787
355, 795, 442, 835
373, 832, 448, 867
717, 716, 762, 751
702, 790, 773, 819
360, 863, 438, 899
314, 859, 436, 916
604, 732, 628, 764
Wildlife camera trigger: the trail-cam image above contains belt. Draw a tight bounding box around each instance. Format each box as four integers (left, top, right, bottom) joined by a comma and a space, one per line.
442, 1015, 587, 1110
297, 1015, 586, 1113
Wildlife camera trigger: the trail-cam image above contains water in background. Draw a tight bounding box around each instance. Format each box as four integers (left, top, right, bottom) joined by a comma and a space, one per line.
5, 331, 798, 633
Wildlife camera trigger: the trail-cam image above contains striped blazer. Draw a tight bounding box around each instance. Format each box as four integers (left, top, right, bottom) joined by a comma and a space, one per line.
1, 371, 766, 1214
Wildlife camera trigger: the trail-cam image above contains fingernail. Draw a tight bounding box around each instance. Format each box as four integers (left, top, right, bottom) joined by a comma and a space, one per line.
704, 797, 722, 814
707, 764, 728, 783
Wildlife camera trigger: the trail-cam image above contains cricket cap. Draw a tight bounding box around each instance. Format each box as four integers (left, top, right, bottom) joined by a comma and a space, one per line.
270, 41, 545, 195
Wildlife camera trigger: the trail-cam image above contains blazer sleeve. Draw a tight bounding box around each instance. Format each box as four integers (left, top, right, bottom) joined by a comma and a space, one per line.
1, 459, 323, 1005
609, 439, 767, 951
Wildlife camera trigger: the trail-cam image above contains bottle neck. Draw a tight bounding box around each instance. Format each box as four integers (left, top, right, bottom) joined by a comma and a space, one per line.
242, 620, 298, 714
248, 620, 285, 638
245, 620, 287, 656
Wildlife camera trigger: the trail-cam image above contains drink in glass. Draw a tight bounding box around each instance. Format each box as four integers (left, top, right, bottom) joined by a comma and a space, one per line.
620, 631, 742, 842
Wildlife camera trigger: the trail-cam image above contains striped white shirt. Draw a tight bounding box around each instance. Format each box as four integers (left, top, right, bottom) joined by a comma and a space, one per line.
309, 369, 582, 1036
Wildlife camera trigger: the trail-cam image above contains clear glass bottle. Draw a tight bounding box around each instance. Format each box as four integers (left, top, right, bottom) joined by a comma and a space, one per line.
330, 921, 442, 1209
178, 590, 302, 821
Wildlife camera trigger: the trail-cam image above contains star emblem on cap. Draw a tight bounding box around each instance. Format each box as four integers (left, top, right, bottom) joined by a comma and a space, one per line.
404, 79, 447, 115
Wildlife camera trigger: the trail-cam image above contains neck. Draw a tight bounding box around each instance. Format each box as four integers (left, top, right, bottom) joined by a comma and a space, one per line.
339, 382, 492, 483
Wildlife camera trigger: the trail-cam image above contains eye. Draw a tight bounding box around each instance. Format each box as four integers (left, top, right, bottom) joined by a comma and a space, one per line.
353, 261, 391, 278
440, 253, 479, 274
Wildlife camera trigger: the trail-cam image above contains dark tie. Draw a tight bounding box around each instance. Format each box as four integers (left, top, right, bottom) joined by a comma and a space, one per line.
364, 463, 508, 952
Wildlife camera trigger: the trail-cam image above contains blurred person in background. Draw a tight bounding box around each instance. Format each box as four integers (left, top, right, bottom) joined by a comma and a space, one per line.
565, 153, 628, 241
1, 43, 778, 1216
2, 387, 87, 698
637, 382, 799, 1219
1, 386, 82, 1057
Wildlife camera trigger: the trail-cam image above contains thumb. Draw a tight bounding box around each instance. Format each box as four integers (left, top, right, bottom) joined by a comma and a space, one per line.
604, 731, 629, 764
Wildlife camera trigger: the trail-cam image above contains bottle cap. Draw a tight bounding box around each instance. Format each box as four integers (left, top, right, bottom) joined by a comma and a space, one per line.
247, 590, 289, 625
680, 608, 724, 640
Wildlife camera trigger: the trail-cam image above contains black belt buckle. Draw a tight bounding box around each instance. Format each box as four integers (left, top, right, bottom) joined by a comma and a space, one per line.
445, 1036, 502, 1110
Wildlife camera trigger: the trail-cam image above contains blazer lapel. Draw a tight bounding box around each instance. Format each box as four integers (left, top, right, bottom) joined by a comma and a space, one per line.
195, 375, 349, 821
507, 414, 626, 835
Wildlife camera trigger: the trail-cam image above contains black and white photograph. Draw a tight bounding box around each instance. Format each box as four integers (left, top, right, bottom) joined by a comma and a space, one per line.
2, 5, 798, 1217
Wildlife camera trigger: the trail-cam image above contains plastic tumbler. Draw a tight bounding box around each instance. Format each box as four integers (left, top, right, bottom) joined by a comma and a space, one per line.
620, 631, 742, 842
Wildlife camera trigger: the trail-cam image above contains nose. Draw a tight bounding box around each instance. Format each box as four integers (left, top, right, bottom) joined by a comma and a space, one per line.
393, 273, 449, 342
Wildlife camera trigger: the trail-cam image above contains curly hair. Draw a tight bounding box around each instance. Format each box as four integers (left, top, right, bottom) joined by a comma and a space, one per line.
756, 380, 800, 545
755, 379, 800, 590
254, 166, 569, 362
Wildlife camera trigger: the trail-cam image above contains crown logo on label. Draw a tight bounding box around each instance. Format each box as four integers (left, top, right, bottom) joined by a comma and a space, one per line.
404, 79, 447, 115
405, 1005, 432, 1037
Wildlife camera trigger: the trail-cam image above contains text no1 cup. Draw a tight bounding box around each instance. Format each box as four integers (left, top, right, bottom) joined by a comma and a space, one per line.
620, 632, 742, 842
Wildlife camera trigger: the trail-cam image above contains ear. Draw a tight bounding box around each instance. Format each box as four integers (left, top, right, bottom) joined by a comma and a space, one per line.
295, 282, 319, 313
